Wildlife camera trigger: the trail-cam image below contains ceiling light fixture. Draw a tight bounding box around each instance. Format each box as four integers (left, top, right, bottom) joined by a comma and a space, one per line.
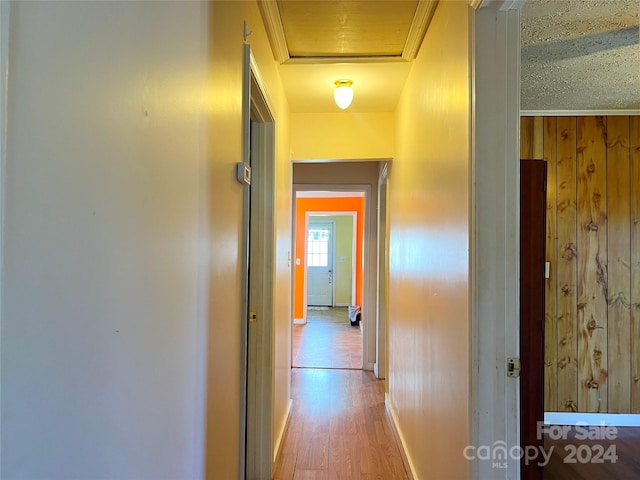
333, 79, 354, 110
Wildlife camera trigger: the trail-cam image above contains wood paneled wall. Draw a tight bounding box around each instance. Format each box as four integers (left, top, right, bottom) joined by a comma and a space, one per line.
521, 116, 640, 413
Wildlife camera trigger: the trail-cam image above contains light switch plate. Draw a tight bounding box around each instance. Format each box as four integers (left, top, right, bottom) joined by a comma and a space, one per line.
236, 162, 251, 185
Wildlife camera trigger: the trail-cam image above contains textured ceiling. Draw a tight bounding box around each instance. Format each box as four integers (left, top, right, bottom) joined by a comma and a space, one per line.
521, 0, 640, 111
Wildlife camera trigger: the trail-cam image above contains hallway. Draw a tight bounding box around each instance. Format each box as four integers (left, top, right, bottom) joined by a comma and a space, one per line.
293, 307, 363, 370
273, 368, 409, 479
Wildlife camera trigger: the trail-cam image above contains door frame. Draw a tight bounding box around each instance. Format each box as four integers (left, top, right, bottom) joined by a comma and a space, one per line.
376, 162, 390, 379
292, 184, 374, 370
305, 213, 358, 311
241, 46, 277, 480
305, 218, 336, 307
470, 6, 522, 479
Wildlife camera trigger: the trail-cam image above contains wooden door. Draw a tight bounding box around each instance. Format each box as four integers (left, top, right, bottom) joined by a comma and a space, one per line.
520, 159, 547, 480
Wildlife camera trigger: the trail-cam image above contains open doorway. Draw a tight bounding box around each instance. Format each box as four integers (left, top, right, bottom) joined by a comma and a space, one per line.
291, 161, 388, 376
294, 212, 362, 369
520, 116, 640, 480
292, 193, 364, 369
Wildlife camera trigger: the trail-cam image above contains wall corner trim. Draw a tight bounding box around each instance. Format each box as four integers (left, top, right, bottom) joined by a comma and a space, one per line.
521, 109, 640, 117
471, 0, 525, 10
385, 395, 418, 480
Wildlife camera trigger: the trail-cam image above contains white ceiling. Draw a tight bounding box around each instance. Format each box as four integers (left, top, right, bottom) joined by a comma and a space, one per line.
264, 0, 640, 114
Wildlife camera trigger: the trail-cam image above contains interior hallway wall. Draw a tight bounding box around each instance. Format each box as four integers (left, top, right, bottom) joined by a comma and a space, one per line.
1, 1, 292, 478
290, 112, 394, 161
1, 2, 210, 478
387, 1, 470, 478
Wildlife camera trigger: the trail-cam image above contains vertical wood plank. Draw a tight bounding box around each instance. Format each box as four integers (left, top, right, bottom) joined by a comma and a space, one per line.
544, 117, 558, 411
576, 116, 608, 413
521, 117, 534, 159
556, 117, 579, 411
533, 116, 544, 159
606, 116, 631, 413
521, 116, 544, 159
631, 116, 640, 413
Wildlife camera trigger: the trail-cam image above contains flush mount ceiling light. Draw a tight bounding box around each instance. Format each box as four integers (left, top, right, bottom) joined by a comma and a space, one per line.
333, 79, 354, 110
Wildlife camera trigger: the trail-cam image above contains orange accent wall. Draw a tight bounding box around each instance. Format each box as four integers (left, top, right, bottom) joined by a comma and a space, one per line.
294, 197, 365, 320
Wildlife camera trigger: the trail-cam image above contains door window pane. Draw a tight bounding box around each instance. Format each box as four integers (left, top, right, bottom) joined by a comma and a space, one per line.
308, 227, 329, 267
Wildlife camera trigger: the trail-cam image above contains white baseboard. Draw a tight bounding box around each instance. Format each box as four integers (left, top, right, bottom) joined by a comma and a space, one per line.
293, 318, 305, 325
385, 394, 418, 480
273, 399, 293, 464
365, 361, 375, 371
544, 412, 640, 427
334, 303, 350, 307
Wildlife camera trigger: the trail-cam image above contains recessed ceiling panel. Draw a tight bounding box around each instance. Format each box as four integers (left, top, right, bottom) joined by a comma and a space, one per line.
276, 0, 419, 58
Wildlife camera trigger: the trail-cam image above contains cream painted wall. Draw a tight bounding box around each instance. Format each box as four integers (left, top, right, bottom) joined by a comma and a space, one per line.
290, 112, 395, 161
309, 215, 354, 306
1, 1, 292, 479
2, 2, 209, 478
387, 2, 470, 479
294, 162, 380, 369
208, 1, 292, 477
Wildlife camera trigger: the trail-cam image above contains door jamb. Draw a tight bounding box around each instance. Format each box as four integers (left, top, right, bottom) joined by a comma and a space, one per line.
375, 162, 390, 380
305, 213, 357, 311
242, 46, 277, 479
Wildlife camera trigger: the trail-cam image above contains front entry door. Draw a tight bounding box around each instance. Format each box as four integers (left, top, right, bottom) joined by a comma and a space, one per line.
307, 221, 334, 306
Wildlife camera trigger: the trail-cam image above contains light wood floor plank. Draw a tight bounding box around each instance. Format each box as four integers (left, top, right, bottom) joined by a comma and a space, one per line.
274, 368, 409, 479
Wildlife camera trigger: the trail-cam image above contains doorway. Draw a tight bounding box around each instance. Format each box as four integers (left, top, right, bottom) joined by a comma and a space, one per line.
292, 190, 367, 370
294, 212, 361, 369
291, 162, 386, 374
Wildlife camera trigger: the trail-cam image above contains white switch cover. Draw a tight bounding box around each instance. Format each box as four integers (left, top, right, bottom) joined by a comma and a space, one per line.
296, 258, 301, 265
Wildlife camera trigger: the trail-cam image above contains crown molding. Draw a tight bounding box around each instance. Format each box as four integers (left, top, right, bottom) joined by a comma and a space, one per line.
283, 55, 409, 65
402, 0, 438, 61
257, 0, 289, 64
470, 0, 526, 10
521, 109, 640, 117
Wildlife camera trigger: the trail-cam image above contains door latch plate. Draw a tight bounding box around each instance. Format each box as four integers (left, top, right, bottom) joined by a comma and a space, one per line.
507, 357, 520, 378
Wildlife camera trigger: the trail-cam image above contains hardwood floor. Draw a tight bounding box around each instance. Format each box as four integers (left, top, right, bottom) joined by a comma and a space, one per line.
273, 368, 409, 479
543, 426, 640, 480
293, 307, 362, 369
